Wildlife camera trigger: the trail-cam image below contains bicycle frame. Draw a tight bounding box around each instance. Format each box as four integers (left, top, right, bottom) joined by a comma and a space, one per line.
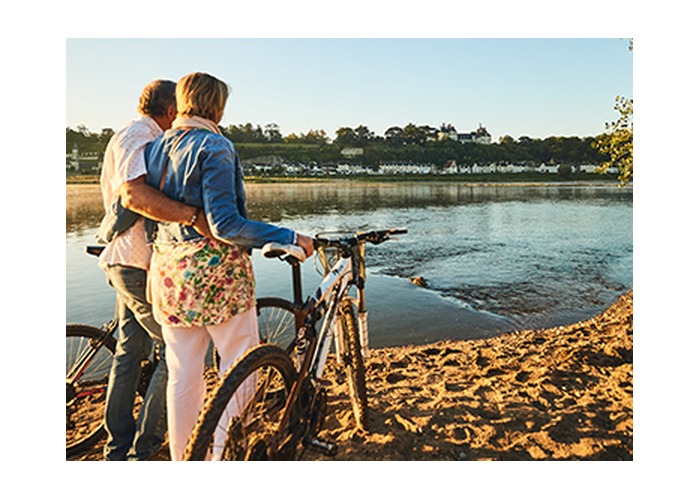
277, 237, 367, 380
266, 238, 370, 456
183, 228, 406, 460
306, 253, 354, 382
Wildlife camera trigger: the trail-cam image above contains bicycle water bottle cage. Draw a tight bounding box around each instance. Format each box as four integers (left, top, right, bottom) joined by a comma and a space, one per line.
262, 242, 307, 263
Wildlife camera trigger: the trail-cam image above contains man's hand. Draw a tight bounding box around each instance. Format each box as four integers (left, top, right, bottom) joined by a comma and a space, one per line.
192, 208, 214, 239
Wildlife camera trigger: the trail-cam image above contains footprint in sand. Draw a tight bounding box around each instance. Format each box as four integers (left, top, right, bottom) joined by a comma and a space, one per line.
386, 372, 407, 384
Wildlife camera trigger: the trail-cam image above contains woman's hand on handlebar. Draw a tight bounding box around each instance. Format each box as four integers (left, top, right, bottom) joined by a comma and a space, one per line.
296, 233, 315, 258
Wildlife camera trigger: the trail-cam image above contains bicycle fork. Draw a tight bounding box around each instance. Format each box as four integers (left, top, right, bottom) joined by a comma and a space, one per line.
345, 240, 370, 359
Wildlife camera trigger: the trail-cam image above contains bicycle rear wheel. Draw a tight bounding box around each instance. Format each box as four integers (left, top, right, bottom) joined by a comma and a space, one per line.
183, 344, 298, 461
66, 324, 116, 457
205, 299, 296, 373
337, 299, 368, 430
256, 298, 297, 354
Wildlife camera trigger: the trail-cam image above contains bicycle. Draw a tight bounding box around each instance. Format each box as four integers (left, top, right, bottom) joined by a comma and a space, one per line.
182, 227, 407, 460
66, 245, 299, 458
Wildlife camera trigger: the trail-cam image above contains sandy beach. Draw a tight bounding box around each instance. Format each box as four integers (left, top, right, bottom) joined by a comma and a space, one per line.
68, 290, 632, 461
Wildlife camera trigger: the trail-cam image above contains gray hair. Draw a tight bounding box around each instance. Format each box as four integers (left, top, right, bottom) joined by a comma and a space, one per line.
137, 80, 177, 117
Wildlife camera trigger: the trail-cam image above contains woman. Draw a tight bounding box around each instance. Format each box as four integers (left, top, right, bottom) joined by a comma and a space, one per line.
144, 72, 314, 460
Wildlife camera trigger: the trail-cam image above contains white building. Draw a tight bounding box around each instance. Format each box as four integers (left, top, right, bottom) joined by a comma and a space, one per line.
340, 147, 364, 158
497, 163, 529, 174
537, 163, 560, 174
438, 123, 492, 144
576, 164, 619, 174
66, 143, 80, 170
337, 163, 370, 175
469, 163, 497, 174
440, 160, 459, 174
378, 162, 433, 175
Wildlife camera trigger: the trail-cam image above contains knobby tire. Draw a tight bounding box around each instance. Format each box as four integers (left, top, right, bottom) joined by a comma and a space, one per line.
183, 344, 297, 461
338, 299, 368, 430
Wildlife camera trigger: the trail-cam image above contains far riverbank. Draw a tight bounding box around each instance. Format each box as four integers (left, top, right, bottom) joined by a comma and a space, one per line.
66, 173, 625, 186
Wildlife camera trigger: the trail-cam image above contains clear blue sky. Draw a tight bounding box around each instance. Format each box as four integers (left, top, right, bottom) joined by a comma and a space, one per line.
66, 38, 632, 141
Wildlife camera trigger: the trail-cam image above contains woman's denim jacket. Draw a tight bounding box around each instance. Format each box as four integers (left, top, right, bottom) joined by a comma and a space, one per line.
144, 128, 295, 248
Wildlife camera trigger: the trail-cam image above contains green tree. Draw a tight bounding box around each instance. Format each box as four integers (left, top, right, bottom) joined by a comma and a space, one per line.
283, 132, 301, 144
594, 95, 633, 185
263, 123, 283, 143
354, 125, 375, 146
402, 123, 427, 144
593, 39, 632, 186
301, 129, 329, 145
558, 164, 573, 179
384, 126, 404, 146
99, 128, 115, 143
334, 126, 357, 145
283, 129, 328, 145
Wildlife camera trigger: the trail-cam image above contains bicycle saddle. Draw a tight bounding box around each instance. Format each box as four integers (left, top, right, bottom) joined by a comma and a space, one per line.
262, 242, 307, 263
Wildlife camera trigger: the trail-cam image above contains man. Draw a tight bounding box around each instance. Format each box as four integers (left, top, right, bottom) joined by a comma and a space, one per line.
98, 79, 210, 461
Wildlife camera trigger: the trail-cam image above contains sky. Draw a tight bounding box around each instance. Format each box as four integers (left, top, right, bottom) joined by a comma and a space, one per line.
66, 38, 632, 141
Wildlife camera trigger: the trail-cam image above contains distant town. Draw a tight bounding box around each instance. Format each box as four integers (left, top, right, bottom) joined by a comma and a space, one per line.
67, 122, 616, 178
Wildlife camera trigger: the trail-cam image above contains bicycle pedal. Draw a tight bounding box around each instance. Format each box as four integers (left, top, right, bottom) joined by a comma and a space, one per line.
307, 437, 338, 456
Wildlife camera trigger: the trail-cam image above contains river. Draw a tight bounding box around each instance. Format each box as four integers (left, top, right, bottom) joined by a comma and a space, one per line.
66, 181, 632, 348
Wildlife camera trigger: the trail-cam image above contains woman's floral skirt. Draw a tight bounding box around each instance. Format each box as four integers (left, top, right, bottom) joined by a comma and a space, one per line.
150, 238, 255, 327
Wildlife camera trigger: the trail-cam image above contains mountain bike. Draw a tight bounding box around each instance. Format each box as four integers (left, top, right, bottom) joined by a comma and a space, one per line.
66, 245, 299, 458
182, 227, 407, 460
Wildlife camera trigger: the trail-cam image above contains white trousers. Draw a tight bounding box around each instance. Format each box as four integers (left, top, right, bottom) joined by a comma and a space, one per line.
162, 308, 259, 461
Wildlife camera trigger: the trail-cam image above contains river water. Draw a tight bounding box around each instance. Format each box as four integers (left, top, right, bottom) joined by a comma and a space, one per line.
66, 181, 632, 348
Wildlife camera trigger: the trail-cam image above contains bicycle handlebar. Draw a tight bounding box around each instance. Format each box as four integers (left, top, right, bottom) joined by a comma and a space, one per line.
262, 228, 407, 263
315, 227, 408, 248
357, 227, 408, 244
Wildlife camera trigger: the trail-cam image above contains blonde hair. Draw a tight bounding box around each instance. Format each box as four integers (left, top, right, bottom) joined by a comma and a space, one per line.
176, 72, 230, 123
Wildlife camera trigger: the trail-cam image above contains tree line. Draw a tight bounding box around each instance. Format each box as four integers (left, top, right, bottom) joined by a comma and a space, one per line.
67, 122, 609, 167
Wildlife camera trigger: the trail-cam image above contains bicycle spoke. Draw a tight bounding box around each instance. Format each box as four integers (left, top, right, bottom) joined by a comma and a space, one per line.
214, 363, 291, 460
66, 335, 112, 384
257, 299, 297, 353
66, 325, 116, 456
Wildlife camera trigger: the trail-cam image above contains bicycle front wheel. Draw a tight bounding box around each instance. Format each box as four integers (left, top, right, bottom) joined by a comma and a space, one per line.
337, 299, 368, 430
256, 297, 297, 354
66, 324, 116, 457
183, 344, 297, 461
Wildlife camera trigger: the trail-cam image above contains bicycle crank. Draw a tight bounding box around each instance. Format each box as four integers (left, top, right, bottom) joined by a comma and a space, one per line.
308, 387, 328, 437
302, 388, 337, 456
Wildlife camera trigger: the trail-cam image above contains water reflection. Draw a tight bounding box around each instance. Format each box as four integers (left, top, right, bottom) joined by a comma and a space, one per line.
66, 181, 632, 346
66, 184, 105, 233
244, 182, 632, 222
68, 181, 631, 228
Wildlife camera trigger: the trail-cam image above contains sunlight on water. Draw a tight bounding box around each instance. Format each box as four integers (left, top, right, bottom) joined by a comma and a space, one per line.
66, 182, 632, 347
